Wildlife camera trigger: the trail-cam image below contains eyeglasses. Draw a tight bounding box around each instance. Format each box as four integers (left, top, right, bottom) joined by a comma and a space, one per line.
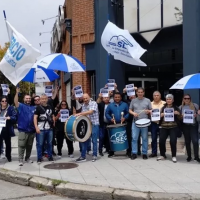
184, 98, 190, 100
1, 100, 7, 103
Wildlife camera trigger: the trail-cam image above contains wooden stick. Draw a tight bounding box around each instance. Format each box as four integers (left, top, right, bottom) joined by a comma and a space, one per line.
138, 110, 145, 115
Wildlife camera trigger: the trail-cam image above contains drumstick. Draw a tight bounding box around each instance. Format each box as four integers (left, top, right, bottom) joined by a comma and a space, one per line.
112, 114, 116, 124
138, 110, 145, 115
121, 112, 124, 124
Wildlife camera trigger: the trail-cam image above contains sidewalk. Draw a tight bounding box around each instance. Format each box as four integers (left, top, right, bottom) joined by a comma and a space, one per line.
0, 132, 200, 195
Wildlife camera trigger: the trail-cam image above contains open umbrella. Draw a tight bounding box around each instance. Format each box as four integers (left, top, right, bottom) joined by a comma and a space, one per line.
170, 73, 200, 89
22, 64, 59, 83
36, 53, 86, 72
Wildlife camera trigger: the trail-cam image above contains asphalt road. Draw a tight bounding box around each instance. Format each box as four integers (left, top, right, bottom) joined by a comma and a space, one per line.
0, 179, 77, 200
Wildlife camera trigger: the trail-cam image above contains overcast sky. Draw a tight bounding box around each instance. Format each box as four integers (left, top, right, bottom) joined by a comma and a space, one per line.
0, 0, 64, 57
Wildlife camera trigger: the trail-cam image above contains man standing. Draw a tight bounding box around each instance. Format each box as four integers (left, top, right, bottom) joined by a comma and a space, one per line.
34, 94, 55, 164
75, 93, 99, 162
150, 91, 165, 158
105, 92, 129, 157
14, 88, 35, 166
129, 87, 152, 160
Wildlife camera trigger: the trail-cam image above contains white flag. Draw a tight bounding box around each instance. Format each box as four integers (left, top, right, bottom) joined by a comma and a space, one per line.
101, 21, 147, 66
0, 21, 41, 86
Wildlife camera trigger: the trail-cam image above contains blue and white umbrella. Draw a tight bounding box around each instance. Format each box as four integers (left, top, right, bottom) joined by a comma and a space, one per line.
170, 73, 200, 89
36, 53, 86, 72
22, 64, 59, 83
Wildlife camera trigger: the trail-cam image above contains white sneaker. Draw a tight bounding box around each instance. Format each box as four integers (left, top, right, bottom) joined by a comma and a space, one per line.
172, 157, 177, 163
57, 155, 62, 159
1, 153, 5, 159
92, 156, 97, 162
25, 158, 33, 163
19, 160, 23, 166
69, 154, 74, 158
157, 156, 165, 161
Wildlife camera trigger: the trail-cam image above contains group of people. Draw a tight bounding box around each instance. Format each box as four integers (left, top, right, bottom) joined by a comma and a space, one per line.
0, 84, 199, 165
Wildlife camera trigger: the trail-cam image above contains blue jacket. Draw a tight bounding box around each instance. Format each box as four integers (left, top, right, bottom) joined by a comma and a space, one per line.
105, 101, 129, 124
2, 106, 17, 137
17, 103, 35, 133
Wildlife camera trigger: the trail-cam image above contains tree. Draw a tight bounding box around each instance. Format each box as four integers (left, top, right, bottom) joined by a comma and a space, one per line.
0, 43, 35, 99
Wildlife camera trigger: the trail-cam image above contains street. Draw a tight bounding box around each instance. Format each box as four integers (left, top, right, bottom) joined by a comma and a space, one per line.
0, 179, 76, 200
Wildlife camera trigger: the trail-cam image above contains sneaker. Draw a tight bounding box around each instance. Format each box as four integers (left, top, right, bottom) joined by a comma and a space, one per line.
37, 159, 42, 164
69, 154, 74, 158
186, 157, 192, 162
157, 156, 166, 161
92, 156, 97, 162
99, 152, 104, 156
194, 157, 200, 163
76, 156, 86, 162
57, 155, 62, 159
87, 151, 92, 155
1, 153, 5, 159
131, 154, 137, 160
108, 152, 114, 158
149, 153, 157, 158
143, 155, 148, 160
19, 160, 23, 166
172, 157, 177, 163
25, 158, 33, 163
48, 157, 54, 163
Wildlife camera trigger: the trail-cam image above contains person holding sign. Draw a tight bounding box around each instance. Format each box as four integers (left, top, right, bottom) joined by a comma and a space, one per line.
149, 91, 165, 158
55, 100, 74, 158
158, 94, 181, 163
0, 96, 17, 162
180, 94, 200, 162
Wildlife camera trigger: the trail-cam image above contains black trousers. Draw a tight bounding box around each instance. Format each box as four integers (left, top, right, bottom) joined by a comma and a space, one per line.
126, 122, 132, 154
159, 127, 178, 157
0, 130, 11, 159
182, 124, 199, 159
56, 131, 74, 155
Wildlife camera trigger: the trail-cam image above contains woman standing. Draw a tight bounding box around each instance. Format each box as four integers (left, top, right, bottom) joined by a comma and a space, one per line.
157, 94, 181, 163
181, 94, 200, 162
55, 100, 74, 158
0, 96, 17, 162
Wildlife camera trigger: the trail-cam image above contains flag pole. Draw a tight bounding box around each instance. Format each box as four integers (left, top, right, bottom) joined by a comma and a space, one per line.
106, 15, 110, 80
3, 10, 11, 42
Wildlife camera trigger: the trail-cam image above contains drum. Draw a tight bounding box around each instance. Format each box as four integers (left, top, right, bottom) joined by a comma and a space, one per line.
135, 119, 151, 128
107, 124, 128, 151
65, 115, 92, 142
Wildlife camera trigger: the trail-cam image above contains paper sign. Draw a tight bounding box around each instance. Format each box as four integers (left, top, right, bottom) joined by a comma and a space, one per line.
0, 117, 6, 128
1, 84, 9, 96
164, 108, 174, 122
45, 85, 53, 97
74, 85, 83, 98
183, 109, 194, 124
107, 79, 115, 91
60, 109, 69, 122
126, 84, 135, 96
151, 109, 160, 121
100, 87, 109, 97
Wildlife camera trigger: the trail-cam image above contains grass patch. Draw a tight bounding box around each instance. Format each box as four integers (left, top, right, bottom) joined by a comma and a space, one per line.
52, 179, 68, 186
36, 183, 46, 191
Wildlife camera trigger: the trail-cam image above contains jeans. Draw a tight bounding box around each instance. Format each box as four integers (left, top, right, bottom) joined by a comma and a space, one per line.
81, 125, 99, 158
79, 137, 91, 152
151, 122, 160, 154
132, 123, 148, 155
36, 129, 53, 159
159, 127, 177, 157
99, 124, 108, 152
182, 124, 199, 158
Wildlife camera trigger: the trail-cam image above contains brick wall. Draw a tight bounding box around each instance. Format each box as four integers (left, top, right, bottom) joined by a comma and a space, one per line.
59, 0, 95, 101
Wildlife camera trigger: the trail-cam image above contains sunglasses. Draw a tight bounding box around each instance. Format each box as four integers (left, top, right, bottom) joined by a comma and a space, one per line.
1, 100, 7, 103
184, 98, 190, 100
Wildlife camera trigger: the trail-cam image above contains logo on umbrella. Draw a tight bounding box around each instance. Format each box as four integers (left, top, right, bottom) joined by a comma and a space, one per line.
108, 35, 133, 50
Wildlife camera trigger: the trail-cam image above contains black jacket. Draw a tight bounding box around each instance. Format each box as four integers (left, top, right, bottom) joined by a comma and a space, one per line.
98, 102, 109, 127
122, 93, 133, 123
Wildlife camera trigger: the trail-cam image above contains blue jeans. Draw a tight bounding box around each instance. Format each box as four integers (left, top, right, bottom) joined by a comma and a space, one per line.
151, 122, 159, 154
132, 123, 148, 155
36, 129, 53, 159
81, 125, 99, 158
79, 137, 91, 152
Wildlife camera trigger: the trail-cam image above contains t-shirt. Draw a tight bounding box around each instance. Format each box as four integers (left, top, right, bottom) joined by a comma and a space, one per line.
34, 105, 53, 130
129, 97, 152, 121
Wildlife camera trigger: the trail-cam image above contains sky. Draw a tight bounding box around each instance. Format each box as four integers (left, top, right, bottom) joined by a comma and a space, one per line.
0, 0, 64, 57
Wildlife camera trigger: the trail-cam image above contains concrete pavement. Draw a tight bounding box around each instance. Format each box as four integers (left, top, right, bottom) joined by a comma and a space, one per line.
0, 132, 200, 199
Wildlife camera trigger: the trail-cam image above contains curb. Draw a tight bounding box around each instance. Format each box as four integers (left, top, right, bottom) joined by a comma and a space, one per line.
0, 168, 200, 200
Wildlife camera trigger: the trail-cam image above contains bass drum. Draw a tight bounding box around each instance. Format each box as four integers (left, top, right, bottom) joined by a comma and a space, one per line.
65, 115, 92, 142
